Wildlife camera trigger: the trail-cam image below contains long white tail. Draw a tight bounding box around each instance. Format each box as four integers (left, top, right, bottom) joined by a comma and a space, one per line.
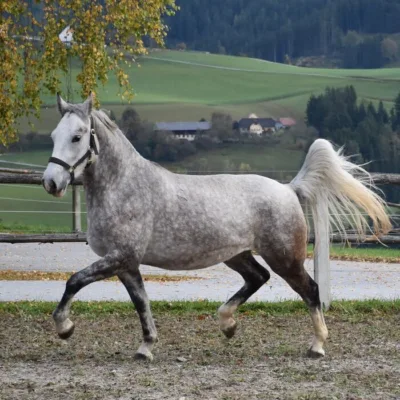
290, 139, 391, 241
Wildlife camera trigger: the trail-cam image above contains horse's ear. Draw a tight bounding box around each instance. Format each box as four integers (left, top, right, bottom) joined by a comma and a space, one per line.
57, 93, 69, 116
83, 92, 93, 115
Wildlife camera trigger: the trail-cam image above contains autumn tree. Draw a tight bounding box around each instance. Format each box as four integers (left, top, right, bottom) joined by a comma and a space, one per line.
392, 92, 400, 131
381, 37, 398, 62
120, 107, 142, 142
0, 0, 176, 145
210, 112, 233, 141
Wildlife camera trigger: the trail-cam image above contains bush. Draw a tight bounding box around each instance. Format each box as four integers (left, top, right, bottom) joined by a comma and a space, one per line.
120, 107, 142, 141
194, 135, 214, 151
2, 132, 52, 153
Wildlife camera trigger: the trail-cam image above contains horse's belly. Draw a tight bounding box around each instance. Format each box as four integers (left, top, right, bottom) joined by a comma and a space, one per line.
142, 244, 250, 270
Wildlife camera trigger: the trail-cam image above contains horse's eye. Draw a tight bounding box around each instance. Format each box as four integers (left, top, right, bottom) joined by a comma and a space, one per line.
72, 135, 81, 143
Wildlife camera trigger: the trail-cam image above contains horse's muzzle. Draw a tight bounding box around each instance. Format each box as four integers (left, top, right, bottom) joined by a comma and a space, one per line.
42, 177, 67, 198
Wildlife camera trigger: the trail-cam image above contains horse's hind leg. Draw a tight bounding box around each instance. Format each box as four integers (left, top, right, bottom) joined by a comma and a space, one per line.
261, 253, 328, 357
117, 269, 157, 361
219, 251, 270, 338
53, 250, 122, 339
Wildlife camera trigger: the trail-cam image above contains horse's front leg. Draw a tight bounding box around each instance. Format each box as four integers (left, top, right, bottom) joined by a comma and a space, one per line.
53, 250, 123, 339
118, 269, 157, 361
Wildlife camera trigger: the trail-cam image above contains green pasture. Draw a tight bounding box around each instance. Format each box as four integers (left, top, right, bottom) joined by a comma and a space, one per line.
167, 143, 305, 178
147, 50, 400, 78
18, 50, 400, 134
0, 150, 49, 167
0, 183, 86, 231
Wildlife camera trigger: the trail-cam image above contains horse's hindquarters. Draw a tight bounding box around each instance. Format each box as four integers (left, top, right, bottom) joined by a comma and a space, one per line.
254, 191, 308, 267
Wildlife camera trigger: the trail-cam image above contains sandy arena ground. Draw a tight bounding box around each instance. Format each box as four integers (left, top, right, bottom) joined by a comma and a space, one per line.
1, 311, 399, 400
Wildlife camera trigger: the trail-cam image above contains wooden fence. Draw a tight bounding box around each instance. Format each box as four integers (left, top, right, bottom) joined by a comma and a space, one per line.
1, 167, 400, 310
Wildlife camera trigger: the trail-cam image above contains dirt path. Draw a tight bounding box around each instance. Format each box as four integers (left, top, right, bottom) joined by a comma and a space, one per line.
1, 243, 399, 302
1, 311, 399, 399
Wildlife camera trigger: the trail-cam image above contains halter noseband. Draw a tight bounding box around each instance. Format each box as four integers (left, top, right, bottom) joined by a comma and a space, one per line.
48, 116, 99, 183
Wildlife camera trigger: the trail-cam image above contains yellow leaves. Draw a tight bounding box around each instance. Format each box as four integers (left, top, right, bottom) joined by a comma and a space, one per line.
0, 0, 176, 145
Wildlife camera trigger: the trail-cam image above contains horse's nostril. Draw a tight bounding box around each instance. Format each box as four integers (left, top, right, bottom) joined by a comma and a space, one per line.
43, 178, 57, 193
49, 179, 57, 192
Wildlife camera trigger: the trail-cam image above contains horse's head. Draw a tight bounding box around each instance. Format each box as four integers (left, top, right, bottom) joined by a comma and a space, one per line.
42, 93, 97, 197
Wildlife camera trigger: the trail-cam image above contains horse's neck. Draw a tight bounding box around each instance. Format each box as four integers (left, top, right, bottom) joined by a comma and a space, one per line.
83, 123, 146, 192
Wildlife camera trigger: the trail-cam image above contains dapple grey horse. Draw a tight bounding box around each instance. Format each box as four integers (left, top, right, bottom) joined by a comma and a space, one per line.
42, 94, 391, 361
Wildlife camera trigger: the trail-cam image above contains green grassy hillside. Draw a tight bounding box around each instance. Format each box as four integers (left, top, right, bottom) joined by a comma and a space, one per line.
19, 50, 400, 134
148, 51, 400, 79
0, 184, 86, 232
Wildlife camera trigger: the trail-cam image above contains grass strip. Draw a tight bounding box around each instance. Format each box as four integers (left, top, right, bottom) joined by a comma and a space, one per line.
307, 245, 400, 263
0, 223, 73, 234
1, 299, 399, 317
0, 270, 200, 282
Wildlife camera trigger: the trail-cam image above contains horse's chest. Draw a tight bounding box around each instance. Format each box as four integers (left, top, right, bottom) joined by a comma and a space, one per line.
85, 206, 124, 256
86, 199, 150, 257
86, 212, 111, 256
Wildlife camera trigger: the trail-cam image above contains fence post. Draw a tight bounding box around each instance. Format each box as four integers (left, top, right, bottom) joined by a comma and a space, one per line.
313, 205, 331, 310
72, 186, 82, 232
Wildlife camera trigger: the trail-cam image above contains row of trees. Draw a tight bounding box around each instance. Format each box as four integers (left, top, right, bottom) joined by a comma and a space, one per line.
306, 86, 400, 199
342, 33, 398, 68
166, 0, 400, 67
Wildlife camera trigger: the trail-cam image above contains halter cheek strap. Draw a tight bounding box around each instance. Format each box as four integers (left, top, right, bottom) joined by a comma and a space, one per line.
49, 116, 99, 184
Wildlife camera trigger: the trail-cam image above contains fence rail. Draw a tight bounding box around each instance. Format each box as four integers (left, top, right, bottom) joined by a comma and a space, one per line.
1, 168, 400, 185
0, 172, 82, 185
1, 167, 400, 310
0, 232, 87, 243
2, 232, 400, 245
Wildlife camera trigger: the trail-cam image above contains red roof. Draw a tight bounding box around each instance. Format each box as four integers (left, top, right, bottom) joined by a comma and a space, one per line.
279, 117, 296, 126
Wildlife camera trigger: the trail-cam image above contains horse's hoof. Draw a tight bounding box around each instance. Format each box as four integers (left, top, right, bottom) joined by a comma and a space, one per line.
307, 347, 325, 358
58, 323, 75, 340
222, 321, 237, 339
134, 351, 153, 362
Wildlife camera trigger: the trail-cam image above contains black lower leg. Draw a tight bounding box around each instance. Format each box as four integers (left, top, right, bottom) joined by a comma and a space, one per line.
225, 251, 270, 306
53, 251, 122, 339
118, 270, 157, 353
284, 272, 321, 309
219, 251, 270, 338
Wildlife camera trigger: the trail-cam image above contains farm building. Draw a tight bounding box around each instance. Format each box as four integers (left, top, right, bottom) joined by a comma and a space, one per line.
237, 118, 277, 135
154, 121, 211, 141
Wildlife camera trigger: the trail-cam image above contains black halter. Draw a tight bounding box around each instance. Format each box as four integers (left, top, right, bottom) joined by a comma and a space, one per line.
49, 116, 99, 183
